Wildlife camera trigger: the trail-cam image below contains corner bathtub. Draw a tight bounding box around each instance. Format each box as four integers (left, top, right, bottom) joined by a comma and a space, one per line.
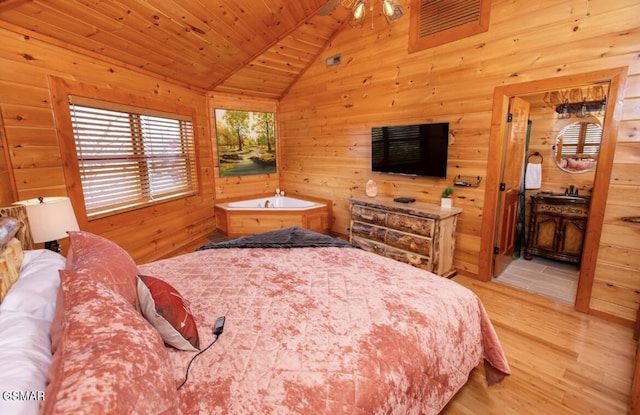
214, 195, 332, 237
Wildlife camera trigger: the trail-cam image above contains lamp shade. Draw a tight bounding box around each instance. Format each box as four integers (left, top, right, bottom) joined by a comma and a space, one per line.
13, 197, 80, 243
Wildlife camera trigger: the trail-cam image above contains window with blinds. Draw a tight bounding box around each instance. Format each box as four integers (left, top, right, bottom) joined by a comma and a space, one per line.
69, 98, 197, 217
558, 122, 602, 158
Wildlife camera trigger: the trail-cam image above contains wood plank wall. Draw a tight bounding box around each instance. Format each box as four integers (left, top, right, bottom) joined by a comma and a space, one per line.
278, 0, 640, 322
0, 28, 216, 262
0, 0, 638, 323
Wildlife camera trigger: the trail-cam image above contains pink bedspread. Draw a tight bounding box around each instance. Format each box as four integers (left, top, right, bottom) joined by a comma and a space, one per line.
139, 247, 509, 414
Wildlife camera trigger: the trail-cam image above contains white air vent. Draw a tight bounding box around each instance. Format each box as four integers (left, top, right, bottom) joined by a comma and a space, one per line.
325, 54, 341, 67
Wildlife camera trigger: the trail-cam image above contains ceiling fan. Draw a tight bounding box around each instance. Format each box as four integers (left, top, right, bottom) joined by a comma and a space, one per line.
318, 0, 404, 26
317, 0, 343, 16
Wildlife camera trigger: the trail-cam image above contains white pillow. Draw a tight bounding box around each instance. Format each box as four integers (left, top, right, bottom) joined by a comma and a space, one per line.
0, 310, 52, 415
0, 249, 65, 321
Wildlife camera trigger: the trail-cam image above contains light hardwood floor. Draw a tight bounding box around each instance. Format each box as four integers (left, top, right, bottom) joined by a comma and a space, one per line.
169, 236, 636, 414
445, 276, 635, 414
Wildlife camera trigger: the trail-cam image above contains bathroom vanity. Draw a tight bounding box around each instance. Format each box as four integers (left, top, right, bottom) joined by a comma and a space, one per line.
524, 193, 590, 264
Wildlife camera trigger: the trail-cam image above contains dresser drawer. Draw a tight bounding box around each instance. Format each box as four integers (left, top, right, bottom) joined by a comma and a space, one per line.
387, 212, 434, 237
351, 205, 386, 226
351, 235, 387, 256
385, 229, 431, 255
384, 246, 431, 270
351, 221, 386, 243
351, 236, 431, 270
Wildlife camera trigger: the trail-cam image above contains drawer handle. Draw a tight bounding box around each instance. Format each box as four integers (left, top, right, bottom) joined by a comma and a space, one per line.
622, 216, 640, 223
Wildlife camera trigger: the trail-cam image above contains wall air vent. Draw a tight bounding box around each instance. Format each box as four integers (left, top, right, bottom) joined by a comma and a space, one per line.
409, 0, 491, 53
325, 54, 341, 67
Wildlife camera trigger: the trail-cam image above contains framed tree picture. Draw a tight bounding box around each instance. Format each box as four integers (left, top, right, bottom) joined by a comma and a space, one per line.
214, 108, 276, 177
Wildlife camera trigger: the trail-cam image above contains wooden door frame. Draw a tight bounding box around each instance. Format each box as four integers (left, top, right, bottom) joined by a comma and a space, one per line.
477, 67, 627, 312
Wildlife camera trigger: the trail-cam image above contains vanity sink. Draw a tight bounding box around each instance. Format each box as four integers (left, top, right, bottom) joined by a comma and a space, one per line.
533, 193, 591, 205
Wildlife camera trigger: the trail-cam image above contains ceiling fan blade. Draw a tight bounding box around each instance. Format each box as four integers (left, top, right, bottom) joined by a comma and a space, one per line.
317, 0, 342, 16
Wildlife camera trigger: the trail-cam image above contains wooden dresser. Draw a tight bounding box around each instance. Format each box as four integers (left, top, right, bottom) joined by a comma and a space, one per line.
347, 196, 462, 278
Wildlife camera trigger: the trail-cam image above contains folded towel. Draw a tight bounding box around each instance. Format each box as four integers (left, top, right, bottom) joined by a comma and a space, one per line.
525, 163, 542, 189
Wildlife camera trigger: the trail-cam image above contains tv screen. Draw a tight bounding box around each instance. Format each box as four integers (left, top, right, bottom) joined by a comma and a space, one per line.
371, 122, 449, 178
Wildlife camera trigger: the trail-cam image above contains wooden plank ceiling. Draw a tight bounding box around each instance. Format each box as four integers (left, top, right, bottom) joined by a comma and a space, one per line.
0, 0, 350, 98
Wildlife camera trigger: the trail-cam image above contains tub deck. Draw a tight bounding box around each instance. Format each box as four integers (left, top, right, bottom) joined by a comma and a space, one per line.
214, 194, 332, 238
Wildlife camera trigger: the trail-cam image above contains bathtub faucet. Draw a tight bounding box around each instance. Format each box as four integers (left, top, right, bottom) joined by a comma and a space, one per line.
264, 200, 271, 208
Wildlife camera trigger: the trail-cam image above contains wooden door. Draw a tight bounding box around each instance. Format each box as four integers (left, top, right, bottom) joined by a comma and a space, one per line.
494, 96, 530, 277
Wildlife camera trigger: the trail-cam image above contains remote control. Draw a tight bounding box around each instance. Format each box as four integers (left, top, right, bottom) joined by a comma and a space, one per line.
393, 197, 416, 204
213, 316, 225, 336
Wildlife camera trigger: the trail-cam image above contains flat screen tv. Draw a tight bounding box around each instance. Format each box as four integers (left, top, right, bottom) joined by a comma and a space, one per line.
371, 122, 449, 178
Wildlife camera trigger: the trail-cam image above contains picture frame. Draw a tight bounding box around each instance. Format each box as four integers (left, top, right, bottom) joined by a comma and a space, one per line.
214, 108, 276, 177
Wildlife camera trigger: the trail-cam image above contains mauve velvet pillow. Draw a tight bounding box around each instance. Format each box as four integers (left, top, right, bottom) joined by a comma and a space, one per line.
138, 274, 200, 351
65, 231, 140, 310
42, 269, 179, 415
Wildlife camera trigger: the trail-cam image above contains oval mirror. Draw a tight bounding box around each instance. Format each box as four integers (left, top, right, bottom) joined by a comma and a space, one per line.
553, 121, 602, 173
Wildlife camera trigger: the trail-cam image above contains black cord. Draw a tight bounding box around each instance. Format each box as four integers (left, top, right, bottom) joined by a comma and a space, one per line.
176, 335, 220, 391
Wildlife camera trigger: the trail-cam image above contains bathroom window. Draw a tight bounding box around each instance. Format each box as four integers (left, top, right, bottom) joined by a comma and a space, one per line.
554, 121, 602, 173
67, 96, 198, 218
556, 122, 601, 158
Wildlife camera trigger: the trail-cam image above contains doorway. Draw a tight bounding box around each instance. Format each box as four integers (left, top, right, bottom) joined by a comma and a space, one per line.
494, 87, 602, 303
478, 67, 627, 312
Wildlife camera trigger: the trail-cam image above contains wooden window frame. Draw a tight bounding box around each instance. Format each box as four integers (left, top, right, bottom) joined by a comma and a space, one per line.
49, 76, 200, 224
409, 0, 491, 53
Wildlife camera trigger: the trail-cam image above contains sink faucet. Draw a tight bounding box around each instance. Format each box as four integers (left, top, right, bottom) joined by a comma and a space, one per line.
264, 200, 271, 208
565, 185, 580, 196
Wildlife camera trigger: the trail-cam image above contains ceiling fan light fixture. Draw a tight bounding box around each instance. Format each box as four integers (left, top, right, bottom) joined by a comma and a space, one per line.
353, 1, 366, 19
384, 2, 404, 24
345, 0, 403, 28
382, 0, 395, 16
349, 0, 367, 27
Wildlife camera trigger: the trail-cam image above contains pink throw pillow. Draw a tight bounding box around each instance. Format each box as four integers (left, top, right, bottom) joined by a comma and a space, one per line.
66, 231, 140, 310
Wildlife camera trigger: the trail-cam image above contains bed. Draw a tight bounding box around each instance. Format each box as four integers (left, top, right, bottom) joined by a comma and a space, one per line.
0, 215, 510, 415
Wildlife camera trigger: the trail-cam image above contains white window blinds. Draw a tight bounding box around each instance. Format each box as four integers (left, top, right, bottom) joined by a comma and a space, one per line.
559, 122, 602, 158
69, 97, 197, 217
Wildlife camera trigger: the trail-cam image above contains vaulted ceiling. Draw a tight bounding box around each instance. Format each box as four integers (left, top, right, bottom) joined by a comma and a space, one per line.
0, 0, 350, 98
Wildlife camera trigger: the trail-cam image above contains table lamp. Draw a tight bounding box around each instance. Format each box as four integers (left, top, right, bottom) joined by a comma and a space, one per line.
13, 196, 80, 252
